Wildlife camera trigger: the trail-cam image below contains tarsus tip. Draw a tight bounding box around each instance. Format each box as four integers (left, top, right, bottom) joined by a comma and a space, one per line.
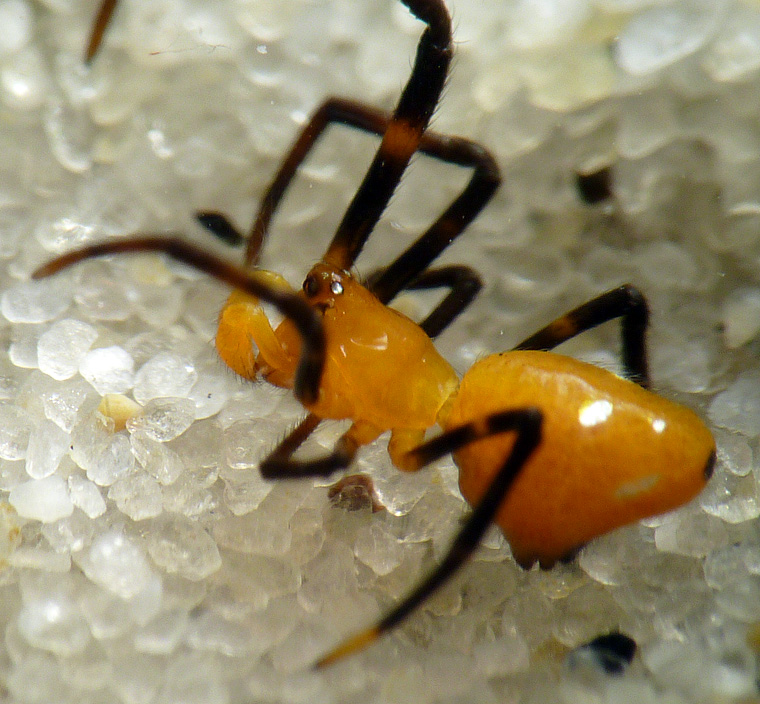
312, 626, 381, 669
31, 263, 53, 280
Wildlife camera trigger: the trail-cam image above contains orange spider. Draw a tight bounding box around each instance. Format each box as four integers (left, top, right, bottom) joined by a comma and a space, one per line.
42, 0, 716, 667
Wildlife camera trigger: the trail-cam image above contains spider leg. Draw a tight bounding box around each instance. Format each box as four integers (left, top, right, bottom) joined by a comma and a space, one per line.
409, 266, 482, 338
323, 0, 452, 269
31, 237, 326, 404
365, 265, 482, 338
260, 419, 383, 479
85, 0, 119, 64
314, 407, 543, 668
366, 138, 499, 305
513, 284, 650, 388
196, 99, 499, 274
197, 99, 390, 266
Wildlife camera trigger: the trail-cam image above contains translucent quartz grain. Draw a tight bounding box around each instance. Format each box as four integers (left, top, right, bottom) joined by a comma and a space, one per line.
0, 404, 33, 460
353, 521, 406, 576
17, 593, 90, 656
721, 288, 760, 349
186, 360, 231, 419
43, 97, 95, 173
6, 655, 68, 704
86, 433, 133, 486
70, 413, 116, 475
700, 468, 760, 524
25, 419, 69, 479
79, 346, 135, 395
223, 417, 279, 470
130, 430, 184, 485
146, 514, 221, 581
37, 319, 98, 381
615, 1, 727, 75
2, 279, 71, 324
133, 609, 188, 654
0, 46, 49, 110
41, 377, 94, 432
709, 372, 760, 437
66, 474, 106, 518
126, 396, 195, 442
79, 531, 155, 600
221, 466, 273, 515
9, 475, 73, 522
505, 0, 591, 49
704, 5, 760, 81
107, 471, 163, 520
133, 352, 197, 405
72, 262, 133, 321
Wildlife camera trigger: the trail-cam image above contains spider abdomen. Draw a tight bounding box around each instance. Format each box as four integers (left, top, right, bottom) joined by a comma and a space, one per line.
447, 350, 715, 568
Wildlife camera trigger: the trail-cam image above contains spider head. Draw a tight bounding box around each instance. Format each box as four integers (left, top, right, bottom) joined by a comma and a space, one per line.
302, 263, 350, 313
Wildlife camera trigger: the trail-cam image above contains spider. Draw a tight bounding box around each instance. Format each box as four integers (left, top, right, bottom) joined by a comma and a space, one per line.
38, 0, 717, 668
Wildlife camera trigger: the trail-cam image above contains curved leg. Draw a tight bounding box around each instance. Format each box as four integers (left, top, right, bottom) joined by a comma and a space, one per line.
32, 237, 326, 404
366, 140, 498, 304
259, 418, 383, 480
366, 264, 482, 338
412, 267, 481, 338
513, 285, 650, 388
314, 407, 543, 668
200, 2, 485, 275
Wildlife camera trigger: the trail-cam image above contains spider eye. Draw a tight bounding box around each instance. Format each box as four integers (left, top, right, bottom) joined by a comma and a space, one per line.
303, 275, 319, 297
330, 281, 344, 295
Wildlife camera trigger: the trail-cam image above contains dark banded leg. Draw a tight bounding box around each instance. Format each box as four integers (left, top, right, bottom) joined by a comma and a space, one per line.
323, 0, 453, 269
31, 238, 325, 404
198, 0, 455, 270
513, 285, 650, 388
315, 407, 543, 668
406, 266, 483, 338
85, 0, 119, 64
367, 141, 498, 305
366, 265, 482, 338
260, 418, 382, 480
196, 99, 499, 272
198, 98, 392, 266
